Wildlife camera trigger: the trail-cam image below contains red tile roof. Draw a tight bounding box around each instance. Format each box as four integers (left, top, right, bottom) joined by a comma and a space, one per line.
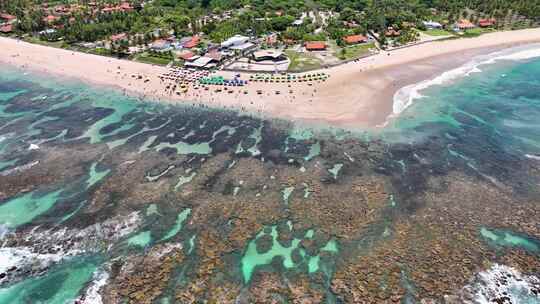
344, 34, 367, 44
119, 2, 133, 10
0, 13, 16, 21
304, 41, 326, 50
457, 19, 475, 29
0, 24, 13, 33
179, 51, 195, 60
111, 33, 127, 42
183, 35, 200, 48
478, 18, 496, 27
43, 15, 60, 23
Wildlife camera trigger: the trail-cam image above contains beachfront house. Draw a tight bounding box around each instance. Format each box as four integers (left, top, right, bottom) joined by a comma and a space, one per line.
0, 13, 17, 25
304, 41, 327, 51
0, 24, 13, 33
454, 19, 475, 31
423, 20, 443, 29
343, 34, 368, 45
478, 18, 496, 28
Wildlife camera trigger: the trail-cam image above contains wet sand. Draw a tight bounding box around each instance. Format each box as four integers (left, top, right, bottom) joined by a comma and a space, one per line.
2, 28, 540, 129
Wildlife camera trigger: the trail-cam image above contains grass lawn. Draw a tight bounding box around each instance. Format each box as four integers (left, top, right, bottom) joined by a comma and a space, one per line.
133, 52, 171, 65
462, 27, 495, 38
336, 42, 376, 60
422, 29, 454, 37
284, 50, 323, 72
24, 36, 65, 48
86, 48, 114, 57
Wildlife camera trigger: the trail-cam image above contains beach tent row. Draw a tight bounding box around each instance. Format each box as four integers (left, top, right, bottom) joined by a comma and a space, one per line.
249, 73, 328, 83
199, 76, 247, 86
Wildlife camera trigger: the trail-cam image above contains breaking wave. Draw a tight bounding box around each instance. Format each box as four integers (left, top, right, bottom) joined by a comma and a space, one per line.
462, 264, 540, 304
391, 44, 540, 117
79, 268, 109, 304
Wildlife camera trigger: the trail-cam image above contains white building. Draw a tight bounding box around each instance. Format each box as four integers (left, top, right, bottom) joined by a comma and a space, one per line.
221, 35, 249, 48
423, 20, 443, 29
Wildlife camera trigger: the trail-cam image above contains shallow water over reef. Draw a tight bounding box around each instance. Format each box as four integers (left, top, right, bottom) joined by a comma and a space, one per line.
0, 50, 540, 303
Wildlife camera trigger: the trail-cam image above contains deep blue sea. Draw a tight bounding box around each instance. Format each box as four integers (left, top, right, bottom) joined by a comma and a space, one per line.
0, 45, 539, 303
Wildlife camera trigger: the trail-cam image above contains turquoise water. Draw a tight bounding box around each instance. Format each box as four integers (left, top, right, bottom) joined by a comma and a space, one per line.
382, 54, 540, 160
0, 189, 63, 228
1, 47, 540, 302
85, 161, 110, 189
240, 224, 339, 283
160, 208, 192, 242
128, 230, 152, 247
480, 227, 540, 252
0, 257, 99, 304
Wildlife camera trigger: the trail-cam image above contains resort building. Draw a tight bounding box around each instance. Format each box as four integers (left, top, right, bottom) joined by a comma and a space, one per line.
343, 34, 368, 45
150, 39, 172, 52
305, 41, 327, 51
0, 24, 13, 33
177, 51, 197, 61
252, 50, 287, 62
110, 33, 128, 43
423, 20, 443, 29
455, 19, 475, 31
184, 56, 219, 69
183, 35, 200, 49
220, 34, 256, 55
221, 35, 249, 48
0, 13, 16, 24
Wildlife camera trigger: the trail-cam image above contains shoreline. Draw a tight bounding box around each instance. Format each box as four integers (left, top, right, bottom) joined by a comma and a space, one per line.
2, 28, 540, 130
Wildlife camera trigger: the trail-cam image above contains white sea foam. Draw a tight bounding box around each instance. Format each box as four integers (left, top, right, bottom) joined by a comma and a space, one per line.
0, 246, 81, 274
80, 269, 109, 304
0, 160, 39, 176
461, 264, 540, 304
28, 143, 39, 150
525, 154, 540, 161
391, 44, 540, 118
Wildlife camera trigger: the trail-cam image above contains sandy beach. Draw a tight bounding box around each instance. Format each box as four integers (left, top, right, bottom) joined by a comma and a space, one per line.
2, 28, 540, 129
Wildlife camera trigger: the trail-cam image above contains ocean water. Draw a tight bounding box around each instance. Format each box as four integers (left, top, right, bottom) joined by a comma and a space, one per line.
0, 45, 539, 303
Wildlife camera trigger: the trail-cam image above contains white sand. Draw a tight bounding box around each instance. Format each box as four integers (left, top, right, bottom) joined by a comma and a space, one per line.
2, 28, 540, 129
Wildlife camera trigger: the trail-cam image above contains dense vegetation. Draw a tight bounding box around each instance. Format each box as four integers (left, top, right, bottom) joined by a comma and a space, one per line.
1, 0, 538, 46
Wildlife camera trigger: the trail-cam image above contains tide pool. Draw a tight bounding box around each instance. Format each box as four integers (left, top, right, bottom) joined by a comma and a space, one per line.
85, 161, 110, 189
160, 208, 192, 242
240, 225, 339, 283
0, 257, 99, 304
0, 189, 63, 228
480, 227, 539, 252
128, 231, 152, 247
